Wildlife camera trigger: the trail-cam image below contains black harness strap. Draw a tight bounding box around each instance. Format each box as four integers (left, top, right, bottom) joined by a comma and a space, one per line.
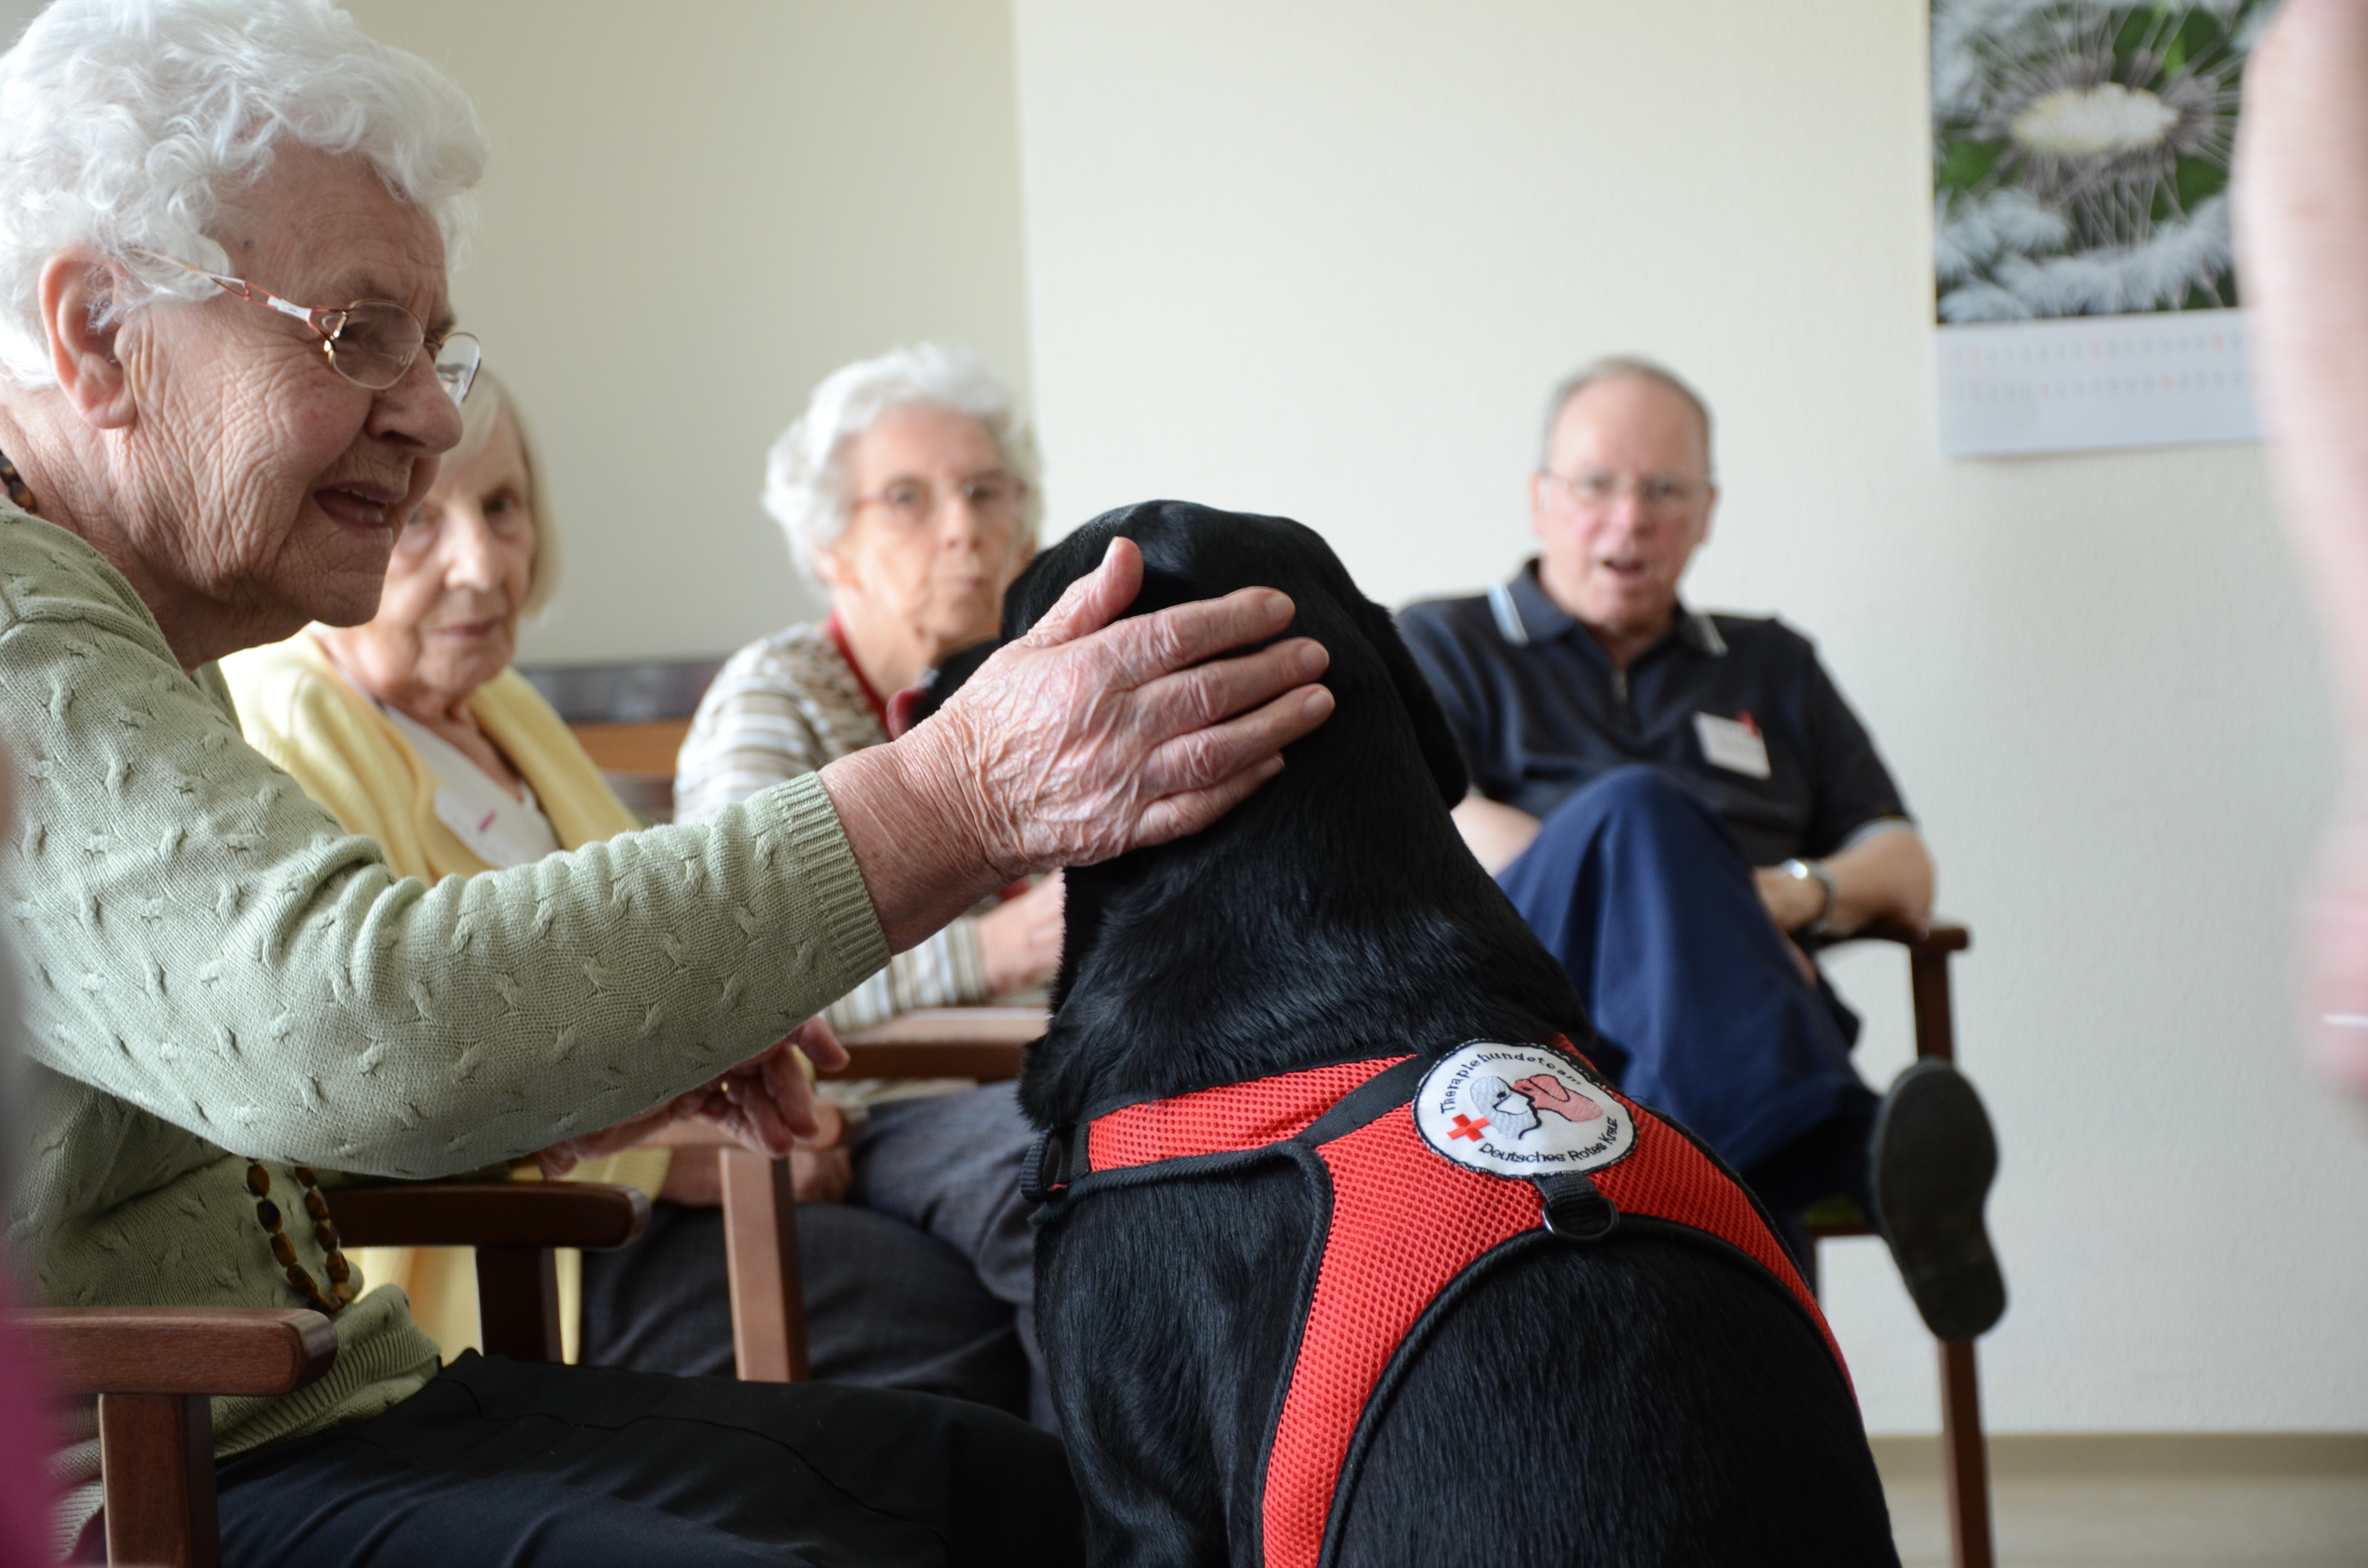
1025, 1054, 1437, 1203
1295, 1055, 1431, 1147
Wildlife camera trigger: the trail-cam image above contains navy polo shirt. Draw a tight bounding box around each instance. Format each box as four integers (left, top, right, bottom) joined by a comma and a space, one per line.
1398, 561, 1912, 867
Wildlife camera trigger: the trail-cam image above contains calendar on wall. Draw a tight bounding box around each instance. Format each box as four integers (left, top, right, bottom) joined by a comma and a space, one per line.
1931, 0, 2274, 457
1937, 307, 2256, 455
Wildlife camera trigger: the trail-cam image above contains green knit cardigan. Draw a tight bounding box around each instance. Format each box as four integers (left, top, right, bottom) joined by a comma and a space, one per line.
0, 506, 891, 1498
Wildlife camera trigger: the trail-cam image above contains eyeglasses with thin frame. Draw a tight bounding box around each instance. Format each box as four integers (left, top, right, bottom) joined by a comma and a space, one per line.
851, 474, 1027, 532
134, 250, 481, 404
1540, 468, 1708, 513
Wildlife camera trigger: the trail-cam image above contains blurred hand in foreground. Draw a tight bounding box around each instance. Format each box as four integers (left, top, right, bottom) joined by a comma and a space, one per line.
2237, 0, 2368, 1100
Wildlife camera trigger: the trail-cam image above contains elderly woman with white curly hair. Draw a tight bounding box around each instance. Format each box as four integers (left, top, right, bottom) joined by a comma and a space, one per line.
670, 344, 1067, 1424
680, 343, 1064, 1014
0, 0, 1333, 1560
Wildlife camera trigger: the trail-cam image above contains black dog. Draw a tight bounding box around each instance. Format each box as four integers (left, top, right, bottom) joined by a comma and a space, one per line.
913, 502, 1898, 1568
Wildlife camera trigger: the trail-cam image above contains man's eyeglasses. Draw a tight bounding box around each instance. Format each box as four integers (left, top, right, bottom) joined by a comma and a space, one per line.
851, 475, 1026, 531
1541, 469, 1707, 512
135, 250, 481, 404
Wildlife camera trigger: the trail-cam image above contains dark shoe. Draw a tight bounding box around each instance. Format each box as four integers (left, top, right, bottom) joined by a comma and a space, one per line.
1869, 1060, 2006, 1341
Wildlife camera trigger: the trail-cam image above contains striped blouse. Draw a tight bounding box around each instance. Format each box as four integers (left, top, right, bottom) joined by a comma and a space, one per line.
675, 620, 989, 1032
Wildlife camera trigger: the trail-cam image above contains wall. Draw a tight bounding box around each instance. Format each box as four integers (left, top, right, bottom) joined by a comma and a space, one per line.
343, 0, 1035, 664
1011, 0, 2368, 1433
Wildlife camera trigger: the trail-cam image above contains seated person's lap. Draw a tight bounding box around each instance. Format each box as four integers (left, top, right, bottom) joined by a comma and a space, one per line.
580, 1200, 1031, 1413
1494, 768, 1872, 1178
580, 1082, 1039, 1416
211, 1353, 1081, 1568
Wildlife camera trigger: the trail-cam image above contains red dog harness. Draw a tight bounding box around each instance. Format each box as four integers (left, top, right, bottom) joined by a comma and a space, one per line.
1033, 1040, 1852, 1568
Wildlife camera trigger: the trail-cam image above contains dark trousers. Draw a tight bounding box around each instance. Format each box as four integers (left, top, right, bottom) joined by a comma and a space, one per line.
1494, 769, 1877, 1242
579, 1201, 1030, 1415
212, 1351, 1083, 1568
581, 1084, 1050, 1425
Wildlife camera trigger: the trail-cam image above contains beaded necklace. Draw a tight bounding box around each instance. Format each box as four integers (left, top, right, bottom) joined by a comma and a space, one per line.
246, 1162, 358, 1314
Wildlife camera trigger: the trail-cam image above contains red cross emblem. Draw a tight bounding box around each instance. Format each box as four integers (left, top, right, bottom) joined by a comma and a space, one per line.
1449, 1114, 1490, 1142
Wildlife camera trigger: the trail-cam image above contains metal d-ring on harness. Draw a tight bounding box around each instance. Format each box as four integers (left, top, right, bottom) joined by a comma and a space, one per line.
1022, 1040, 1848, 1568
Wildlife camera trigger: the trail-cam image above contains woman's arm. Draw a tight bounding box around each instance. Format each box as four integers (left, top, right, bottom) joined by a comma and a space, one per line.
9, 532, 1324, 1177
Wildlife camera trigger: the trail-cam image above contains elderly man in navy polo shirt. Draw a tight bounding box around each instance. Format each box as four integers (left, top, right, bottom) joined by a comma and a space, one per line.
1399, 357, 2004, 1341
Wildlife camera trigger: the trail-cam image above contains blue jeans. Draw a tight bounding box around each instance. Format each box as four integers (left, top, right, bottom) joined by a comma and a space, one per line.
1494, 768, 1876, 1205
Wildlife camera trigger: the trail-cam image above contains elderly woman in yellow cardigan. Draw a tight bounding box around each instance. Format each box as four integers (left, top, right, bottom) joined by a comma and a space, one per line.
221, 376, 689, 1361
220, 379, 1037, 1402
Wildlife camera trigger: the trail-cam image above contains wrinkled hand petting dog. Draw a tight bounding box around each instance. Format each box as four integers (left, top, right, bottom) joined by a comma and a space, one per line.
826, 535, 1333, 954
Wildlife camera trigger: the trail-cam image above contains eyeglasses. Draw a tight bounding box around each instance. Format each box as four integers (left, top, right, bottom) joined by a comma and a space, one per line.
1541, 469, 1708, 512
135, 250, 481, 404
851, 474, 1026, 531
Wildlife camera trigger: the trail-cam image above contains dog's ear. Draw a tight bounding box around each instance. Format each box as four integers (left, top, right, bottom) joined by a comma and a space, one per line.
885, 685, 930, 741
894, 639, 1002, 735
1354, 595, 1468, 807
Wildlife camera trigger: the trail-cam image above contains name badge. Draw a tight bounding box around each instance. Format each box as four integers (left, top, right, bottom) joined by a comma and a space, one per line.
1693, 711, 1771, 779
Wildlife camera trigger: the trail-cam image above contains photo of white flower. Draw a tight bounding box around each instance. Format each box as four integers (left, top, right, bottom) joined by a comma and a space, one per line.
1933, 0, 2274, 324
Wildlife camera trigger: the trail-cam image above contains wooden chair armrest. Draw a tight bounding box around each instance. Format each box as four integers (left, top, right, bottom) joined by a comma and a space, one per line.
827, 1006, 1047, 1083
330, 1182, 650, 1251
1841, 916, 1971, 957
17, 1306, 337, 1397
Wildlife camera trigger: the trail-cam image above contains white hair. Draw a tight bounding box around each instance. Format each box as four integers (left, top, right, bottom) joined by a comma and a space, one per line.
1543, 355, 1717, 476
0, 0, 486, 386
762, 343, 1044, 582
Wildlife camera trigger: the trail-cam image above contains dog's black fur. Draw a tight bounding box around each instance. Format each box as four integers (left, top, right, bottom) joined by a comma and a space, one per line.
915, 502, 1898, 1567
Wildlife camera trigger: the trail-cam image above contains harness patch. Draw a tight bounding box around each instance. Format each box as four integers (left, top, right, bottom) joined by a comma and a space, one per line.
1415, 1041, 1635, 1178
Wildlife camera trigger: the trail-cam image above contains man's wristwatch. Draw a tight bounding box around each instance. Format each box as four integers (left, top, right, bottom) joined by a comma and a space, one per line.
1780, 858, 1838, 938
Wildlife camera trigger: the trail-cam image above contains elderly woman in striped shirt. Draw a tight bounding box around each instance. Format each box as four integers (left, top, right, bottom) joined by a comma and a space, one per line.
678, 344, 1062, 1021
674, 344, 1067, 1421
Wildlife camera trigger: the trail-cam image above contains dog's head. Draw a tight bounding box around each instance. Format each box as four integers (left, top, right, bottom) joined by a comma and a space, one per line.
900, 499, 1467, 806
902, 501, 1588, 1115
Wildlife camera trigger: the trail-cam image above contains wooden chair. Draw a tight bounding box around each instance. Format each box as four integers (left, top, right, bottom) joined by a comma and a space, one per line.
20, 1180, 650, 1567
635, 1122, 810, 1382
641, 1007, 1043, 1384
22, 1305, 337, 1568
332, 1180, 653, 1362
1805, 918, 1994, 1568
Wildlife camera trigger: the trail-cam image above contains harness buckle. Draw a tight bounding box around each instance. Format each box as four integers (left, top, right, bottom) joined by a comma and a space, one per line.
1022, 1125, 1073, 1204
